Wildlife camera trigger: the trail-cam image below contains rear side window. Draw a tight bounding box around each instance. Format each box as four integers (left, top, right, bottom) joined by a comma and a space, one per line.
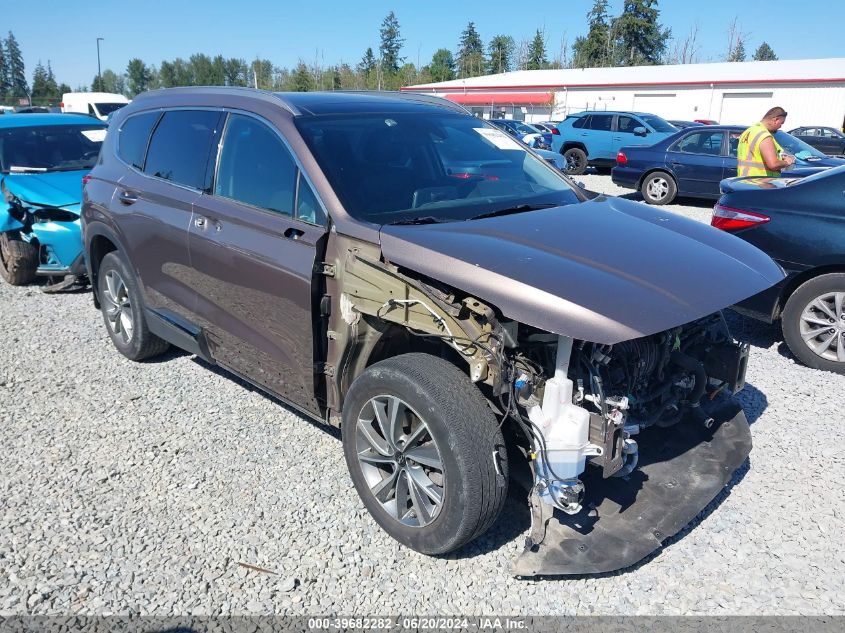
214, 114, 297, 215
588, 114, 613, 131
572, 116, 589, 129
674, 130, 725, 155
145, 110, 221, 190
117, 112, 159, 170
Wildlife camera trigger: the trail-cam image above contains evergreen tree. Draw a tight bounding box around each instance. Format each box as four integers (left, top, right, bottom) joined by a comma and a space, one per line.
613, 0, 670, 65
0, 44, 8, 100
456, 22, 485, 78
727, 39, 746, 62
158, 61, 177, 88
429, 48, 456, 83
57, 82, 71, 96
127, 59, 153, 97
753, 42, 778, 61
292, 61, 313, 92
93, 69, 125, 94
358, 48, 377, 88
526, 30, 548, 70
31, 61, 48, 102
379, 11, 404, 75
44, 61, 59, 101
572, 0, 613, 68
487, 35, 515, 74
5, 32, 28, 100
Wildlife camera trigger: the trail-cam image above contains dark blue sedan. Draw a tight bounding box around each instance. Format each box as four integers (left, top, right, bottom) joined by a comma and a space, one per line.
611, 125, 845, 205
713, 165, 845, 374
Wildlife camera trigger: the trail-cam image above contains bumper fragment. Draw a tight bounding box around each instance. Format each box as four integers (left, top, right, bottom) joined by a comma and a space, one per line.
513, 404, 751, 577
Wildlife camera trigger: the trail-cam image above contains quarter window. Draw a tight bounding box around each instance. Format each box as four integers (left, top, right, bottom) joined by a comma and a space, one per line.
296, 174, 326, 225
215, 114, 297, 216
117, 112, 159, 170
572, 116, 590, 129
144, 110, 221, 190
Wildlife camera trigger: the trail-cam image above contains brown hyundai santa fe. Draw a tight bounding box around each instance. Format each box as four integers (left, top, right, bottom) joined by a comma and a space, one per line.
82, 88, 783, 576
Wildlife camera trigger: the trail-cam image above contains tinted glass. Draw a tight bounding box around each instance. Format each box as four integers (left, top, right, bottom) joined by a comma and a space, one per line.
616, 115, 641, 133
296, 111, 579, 224
588, 114, 613, 131
145, 110, 220, 189
296, 174, 326, 225
0, 124, 107, 173
117, 111, 159, 170
639, 114, 676, 133
215, 114, 297, 215
675, 130, 724, 155
95, 103, 126, 116
572, 116, 589, 129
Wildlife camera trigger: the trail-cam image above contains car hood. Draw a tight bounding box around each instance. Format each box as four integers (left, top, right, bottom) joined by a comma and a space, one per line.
2, 170, 86, 210
379, 196, 783, 344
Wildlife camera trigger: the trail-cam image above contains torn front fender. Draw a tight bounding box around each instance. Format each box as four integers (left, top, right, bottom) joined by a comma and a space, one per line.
512, 404, 752, 577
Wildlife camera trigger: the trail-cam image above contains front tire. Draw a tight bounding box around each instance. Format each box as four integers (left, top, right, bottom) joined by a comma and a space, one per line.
641, 171, 677, 205
781, 273, 845, 374
342, 353, 508, 555
0, 233, 37, 285
562, 147, 587, 175
98, 251, 169, 361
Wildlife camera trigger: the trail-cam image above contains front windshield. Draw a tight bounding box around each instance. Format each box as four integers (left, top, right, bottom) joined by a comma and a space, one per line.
775, 131, 827, 159
640, 114, 677, 133
296, 111, 580, 224
95, 103, 126, 116
0, 124, 106, 173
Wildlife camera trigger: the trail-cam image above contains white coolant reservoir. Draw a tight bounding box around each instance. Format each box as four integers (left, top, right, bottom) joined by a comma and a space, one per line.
528, 336, 602, 513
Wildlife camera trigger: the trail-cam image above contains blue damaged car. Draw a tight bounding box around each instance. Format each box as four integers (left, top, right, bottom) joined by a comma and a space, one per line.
0, 113, 106, 290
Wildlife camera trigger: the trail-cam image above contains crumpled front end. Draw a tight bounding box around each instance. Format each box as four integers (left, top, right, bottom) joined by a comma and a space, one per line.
501, 312, 753, 576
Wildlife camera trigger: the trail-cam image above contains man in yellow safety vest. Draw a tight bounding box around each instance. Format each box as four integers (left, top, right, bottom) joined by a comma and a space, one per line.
736, 107, 795, 177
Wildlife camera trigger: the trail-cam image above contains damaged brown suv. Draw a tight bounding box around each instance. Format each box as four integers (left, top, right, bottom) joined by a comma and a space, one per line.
82, 88, 783, 576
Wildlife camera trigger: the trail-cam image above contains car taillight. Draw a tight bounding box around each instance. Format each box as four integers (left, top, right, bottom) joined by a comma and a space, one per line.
711, 204, 770, 231
82, 174, 92, 186
551, 128, 560, 135
616, 151, 627, 165
58, 102, 64, 108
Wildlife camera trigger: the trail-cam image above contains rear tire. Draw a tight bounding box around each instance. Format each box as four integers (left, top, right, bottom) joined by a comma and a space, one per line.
781, 273, 845, 374
563, 147, 587, 175
640, 171, 677, 205
0, 232, 37, 285
98, 251, 170, 361
342, 353, 508, 555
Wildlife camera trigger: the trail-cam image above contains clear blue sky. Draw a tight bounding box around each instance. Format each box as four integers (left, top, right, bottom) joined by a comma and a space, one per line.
6, 0, 845, 89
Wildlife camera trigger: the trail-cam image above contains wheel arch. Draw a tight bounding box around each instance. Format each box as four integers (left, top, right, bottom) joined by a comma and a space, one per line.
637, 167, 677, 190
561, 141, 588, 157
775, 264, 845, 321
85, 222, 126, 308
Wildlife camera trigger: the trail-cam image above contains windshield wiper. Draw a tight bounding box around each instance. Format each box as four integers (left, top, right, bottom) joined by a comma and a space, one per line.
389, 216, 446, 226
9, 166, 47, 173
469, 203, 556, 221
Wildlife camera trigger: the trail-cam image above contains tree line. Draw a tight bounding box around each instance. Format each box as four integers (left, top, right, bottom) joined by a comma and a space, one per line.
4, 2, 780, 105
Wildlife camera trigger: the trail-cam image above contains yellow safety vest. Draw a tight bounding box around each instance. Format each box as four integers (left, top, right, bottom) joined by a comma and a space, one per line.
736, 122, 784, 177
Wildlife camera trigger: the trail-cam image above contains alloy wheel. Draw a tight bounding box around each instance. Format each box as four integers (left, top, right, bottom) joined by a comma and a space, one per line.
798, 291, 845, 362
102, 269, 134, 346
354, 394, 445, 528
646, 177, 670, 201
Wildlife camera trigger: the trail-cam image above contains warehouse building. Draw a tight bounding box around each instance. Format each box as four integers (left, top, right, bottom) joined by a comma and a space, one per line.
402, 58, 845, 129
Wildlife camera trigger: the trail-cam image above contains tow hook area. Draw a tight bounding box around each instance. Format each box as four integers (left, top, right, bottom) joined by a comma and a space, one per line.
513, 402, 751, 577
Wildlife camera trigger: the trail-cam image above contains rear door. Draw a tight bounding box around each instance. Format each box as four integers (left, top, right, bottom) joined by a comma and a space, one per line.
585, 113, 615, 159
113, 109, 223, 319
666, 128, 728, 196
188, 112, 328, 413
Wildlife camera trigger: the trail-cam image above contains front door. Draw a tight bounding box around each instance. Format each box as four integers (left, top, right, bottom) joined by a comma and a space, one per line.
187, 112, 328, 414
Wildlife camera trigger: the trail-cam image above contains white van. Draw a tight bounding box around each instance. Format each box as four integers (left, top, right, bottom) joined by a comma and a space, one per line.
61, 92, 129, 121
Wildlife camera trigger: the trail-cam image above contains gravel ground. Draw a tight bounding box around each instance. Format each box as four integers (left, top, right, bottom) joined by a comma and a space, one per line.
1, 174, 843, 616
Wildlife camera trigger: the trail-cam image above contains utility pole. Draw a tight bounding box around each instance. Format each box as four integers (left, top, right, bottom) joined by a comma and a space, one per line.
96, 38, 104, 90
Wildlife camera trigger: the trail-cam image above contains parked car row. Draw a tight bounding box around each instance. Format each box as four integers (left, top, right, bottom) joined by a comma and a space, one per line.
0, 89, 840, 581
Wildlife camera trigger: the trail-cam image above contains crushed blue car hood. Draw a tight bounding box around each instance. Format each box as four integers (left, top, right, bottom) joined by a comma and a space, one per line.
3, 171, 86, 211
380, 195, 784, 344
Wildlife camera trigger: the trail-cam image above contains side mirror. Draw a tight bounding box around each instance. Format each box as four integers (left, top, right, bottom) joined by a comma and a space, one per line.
633, 126, 648, 137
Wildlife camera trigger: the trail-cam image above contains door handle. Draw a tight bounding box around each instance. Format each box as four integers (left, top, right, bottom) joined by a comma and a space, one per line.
284, 227, 304, 240
118, 190, 138, 205
194, 216, 207, 229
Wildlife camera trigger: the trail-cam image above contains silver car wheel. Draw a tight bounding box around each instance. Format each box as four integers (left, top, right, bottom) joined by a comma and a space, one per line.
355, 394, 445, 528
646, 177, 669, 200
799, 291, 845, 362
102, 269, 134, 346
